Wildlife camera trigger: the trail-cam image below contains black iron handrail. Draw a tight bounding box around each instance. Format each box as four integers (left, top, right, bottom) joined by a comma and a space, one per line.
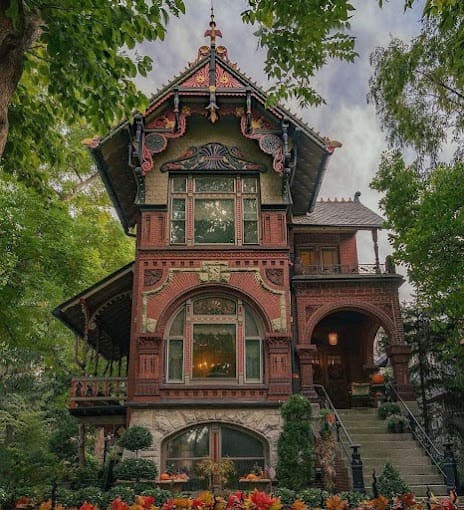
385, 383, 446, 480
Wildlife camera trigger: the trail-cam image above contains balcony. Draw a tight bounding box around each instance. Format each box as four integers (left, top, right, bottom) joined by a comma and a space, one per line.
294, 263, 388, 275
70, 377, 127, 413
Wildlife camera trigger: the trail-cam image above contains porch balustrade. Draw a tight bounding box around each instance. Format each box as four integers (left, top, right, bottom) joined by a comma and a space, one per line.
294, 263, 387, 275
70, 376, 127, 408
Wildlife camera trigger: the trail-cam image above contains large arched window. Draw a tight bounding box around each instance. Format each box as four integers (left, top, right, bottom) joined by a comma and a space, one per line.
165, 296, 263, 384
164, 423, 266, 488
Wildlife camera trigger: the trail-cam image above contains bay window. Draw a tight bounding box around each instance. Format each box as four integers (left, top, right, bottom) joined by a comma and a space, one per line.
169, 175, 259, 245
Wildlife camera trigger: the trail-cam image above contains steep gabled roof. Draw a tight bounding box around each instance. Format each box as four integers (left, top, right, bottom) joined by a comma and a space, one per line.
89, 27, 335, 231
291, 194, 384, 229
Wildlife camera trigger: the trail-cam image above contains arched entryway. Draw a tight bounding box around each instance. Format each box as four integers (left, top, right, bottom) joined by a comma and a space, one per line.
162, 423, 268, 489
310, 309, 391, 408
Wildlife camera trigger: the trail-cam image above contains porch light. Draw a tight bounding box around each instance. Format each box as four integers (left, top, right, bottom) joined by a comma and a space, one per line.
328, 331, 338, 346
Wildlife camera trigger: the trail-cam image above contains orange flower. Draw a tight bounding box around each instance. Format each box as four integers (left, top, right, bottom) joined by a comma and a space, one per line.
291, 500, 308, 510
136, 497, 155, 510
326, 495, 347, 510
371, 496, 389, 510
39, 500, 52, 510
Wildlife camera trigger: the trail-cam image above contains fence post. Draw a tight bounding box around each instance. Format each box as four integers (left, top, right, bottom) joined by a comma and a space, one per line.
351, 444, 365, 493
443, 442, 459, 491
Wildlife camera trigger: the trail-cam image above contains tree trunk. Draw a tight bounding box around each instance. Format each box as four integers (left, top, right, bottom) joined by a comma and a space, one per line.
0, 2, 42, 159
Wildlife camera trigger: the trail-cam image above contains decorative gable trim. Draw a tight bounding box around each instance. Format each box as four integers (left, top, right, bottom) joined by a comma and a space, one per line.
160, 142, 266, 172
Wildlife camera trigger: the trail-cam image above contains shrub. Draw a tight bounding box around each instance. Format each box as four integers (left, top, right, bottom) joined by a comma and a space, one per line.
77, 486, 105, 507
139, 488, 173, 504
273, 488, 296, 504
377, 402, 401, 420
104, 486, 136, 505
386, 414, 408, 433
276, 394, 314, 491
56, 487, 82, 508
377, 462, 410, 498
297, 488, 329, 507
119, 426, 153, 454
113, 458, 158, 482
337, 491, 365, 506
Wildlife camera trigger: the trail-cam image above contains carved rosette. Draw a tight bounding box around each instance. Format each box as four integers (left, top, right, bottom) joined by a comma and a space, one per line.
265, 268, 284, 286
144, 269, 163, 287
239, 114, 284, 174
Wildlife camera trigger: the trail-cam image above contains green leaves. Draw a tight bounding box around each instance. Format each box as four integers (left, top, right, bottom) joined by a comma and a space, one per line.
371, 152, 464, 320
242, 0, 357, 108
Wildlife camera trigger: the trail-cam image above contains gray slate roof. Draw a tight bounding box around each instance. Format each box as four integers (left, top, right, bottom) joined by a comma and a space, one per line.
292, 195, 384, 229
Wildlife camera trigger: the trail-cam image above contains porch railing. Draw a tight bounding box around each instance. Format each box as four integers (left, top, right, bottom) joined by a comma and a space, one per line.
294, 263, 386, 275
314, 384, 365, 493
70, 376, 127, 408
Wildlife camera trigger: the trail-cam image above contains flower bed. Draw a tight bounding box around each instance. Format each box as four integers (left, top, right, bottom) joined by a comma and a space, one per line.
19, 489, 458, 510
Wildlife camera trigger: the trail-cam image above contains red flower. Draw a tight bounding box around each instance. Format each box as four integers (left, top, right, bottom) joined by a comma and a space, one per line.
80, 502, 96, 510
112, 497, 130, 510
250, 490, 275, 510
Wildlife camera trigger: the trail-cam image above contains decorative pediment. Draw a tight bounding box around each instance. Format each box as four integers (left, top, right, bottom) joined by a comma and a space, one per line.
160, 142, 266, 172
180, 62, 244, 89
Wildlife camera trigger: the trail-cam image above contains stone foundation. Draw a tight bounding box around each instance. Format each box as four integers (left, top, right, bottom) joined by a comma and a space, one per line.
129, 406, 283, 471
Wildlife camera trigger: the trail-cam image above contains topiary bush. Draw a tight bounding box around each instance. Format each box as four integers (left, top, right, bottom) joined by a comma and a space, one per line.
276, 394, 313, 491
119, 426, 153, 455
377, 462, 410, 498
113, 458, 158, 482
377, 402, 401, 420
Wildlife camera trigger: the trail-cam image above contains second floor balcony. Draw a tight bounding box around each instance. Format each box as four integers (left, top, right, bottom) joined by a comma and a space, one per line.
294, 262, 392, 276
70, 376, 127, 411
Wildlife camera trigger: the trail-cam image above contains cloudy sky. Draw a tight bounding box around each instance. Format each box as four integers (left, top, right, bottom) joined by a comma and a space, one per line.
136, 0, 423, 298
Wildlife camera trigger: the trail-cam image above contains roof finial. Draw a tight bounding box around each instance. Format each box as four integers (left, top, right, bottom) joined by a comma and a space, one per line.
205, 0, 222, 46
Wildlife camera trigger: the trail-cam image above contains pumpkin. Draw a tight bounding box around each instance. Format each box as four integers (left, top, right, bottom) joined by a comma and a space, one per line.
371, 373, 385, 384
160, 473, 171, 480
246, 473, 258, 480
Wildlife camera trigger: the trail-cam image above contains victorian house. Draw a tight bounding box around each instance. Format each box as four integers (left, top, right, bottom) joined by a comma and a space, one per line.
54, 16, 412, 485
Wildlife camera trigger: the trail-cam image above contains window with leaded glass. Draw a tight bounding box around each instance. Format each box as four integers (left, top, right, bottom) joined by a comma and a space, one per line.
168, 175, 260, 245
165, 296, 263, 384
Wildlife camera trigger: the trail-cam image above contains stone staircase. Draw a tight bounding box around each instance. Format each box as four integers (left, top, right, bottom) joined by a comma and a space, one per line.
337, 407, 448, 497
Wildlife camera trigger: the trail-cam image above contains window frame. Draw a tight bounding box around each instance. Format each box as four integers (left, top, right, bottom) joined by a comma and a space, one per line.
165, 296, 264, 385
168, 174, 260, 246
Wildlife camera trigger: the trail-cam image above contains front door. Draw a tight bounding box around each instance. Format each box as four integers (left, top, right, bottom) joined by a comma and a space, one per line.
313, 346, 350, 408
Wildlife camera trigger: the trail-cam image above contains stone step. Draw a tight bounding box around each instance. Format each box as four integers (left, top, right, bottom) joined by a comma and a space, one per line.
362, 464, 437, 476
347, 433, 417, 442
337, 407, 448, 498
410, 484, 448, 497
363, 473, 443, 486
358, 448, 427, 457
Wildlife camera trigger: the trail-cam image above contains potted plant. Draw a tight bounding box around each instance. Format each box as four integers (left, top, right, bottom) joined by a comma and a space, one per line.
195, 458, 235, 490
387, 414, 409, 433
377, 402, 401, 419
